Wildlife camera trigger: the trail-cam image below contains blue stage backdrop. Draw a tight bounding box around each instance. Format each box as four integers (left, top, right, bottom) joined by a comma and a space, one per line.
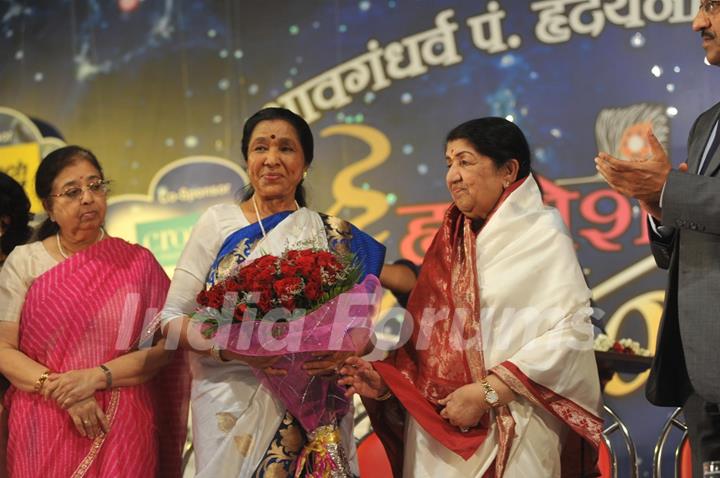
0, 1, 712, 475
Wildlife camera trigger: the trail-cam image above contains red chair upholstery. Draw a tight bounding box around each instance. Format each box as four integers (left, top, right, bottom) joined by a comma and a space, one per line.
677, 436, 693, 478
601, 404, 638, 477
357, 432, 392, 477
598, 438, 614, 478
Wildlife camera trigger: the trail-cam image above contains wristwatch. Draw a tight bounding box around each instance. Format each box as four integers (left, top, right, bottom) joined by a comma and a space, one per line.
480, 378, 500, 408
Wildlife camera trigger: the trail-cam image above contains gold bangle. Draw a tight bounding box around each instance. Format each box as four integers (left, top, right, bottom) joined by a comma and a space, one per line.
210, 344, 229, 362
34, 370, 50, 394
375, 389, 393, 401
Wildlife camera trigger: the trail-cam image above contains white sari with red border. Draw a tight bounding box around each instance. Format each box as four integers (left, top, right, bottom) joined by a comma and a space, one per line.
370, 176, 602, 478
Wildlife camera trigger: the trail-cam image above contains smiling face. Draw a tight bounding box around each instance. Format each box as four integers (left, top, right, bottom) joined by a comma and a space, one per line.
445, 139, 516, 221
47, 159, 107, 236
246, 119, 307, 203
693, 2, 720, 66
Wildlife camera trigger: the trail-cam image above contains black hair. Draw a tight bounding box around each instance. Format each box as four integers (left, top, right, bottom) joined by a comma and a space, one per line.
0, 172, 33, 256
239, 107, 313, 207
445, 117, 532, 180
35, 145, 104, 240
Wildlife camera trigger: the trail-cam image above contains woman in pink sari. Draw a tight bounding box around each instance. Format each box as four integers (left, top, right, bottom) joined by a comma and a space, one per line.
0, 146, 189, 477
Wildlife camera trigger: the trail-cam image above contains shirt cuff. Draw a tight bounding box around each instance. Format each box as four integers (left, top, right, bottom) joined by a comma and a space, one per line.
648, 215, 662, 236
659, 180, 666, 209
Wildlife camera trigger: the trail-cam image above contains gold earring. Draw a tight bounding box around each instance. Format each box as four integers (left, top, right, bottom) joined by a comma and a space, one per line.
303, 171, 308, 179
503, 181, 510, 189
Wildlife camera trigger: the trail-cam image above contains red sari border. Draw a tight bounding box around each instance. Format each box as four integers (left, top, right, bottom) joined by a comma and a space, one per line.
492, 361, 603, 446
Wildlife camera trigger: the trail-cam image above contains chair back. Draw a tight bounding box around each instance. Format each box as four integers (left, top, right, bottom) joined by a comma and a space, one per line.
357, 431, 393, 477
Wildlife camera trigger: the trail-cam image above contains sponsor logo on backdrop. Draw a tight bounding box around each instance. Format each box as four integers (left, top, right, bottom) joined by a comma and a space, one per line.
105, 157, 249, 276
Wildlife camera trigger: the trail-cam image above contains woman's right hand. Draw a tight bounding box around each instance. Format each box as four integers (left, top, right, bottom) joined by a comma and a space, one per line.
43, 368, 105, 408
220, 350, 287, 376
338, 356, 388, 399
66, 396, 110, 439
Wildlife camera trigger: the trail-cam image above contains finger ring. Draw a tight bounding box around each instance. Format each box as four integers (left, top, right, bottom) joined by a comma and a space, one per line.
459, 426, 470, 433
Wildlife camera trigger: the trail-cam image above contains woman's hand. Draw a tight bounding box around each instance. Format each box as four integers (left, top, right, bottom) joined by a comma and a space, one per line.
338, 356, 388, 399
303, 351, 353, 377
221, 350, 287, 377
66, 396, 110, 439
438, 383, 488, 429
44, 368, 106, 409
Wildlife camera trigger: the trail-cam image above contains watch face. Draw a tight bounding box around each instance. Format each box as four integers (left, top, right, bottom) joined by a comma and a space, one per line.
486, 390, 499, 404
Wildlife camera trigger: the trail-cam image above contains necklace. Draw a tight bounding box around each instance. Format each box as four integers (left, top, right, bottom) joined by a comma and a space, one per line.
251, 196, 301, 239
56, 228, 105, 259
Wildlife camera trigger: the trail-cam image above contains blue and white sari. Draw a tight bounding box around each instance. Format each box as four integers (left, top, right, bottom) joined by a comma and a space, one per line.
195, 207, 384, 477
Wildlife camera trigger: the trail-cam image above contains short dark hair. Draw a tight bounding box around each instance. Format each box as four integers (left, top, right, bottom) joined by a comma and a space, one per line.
35, 145, 104, 240
0, 172, 33, 256
240, 107, 313, 207
445, 117, 532, 180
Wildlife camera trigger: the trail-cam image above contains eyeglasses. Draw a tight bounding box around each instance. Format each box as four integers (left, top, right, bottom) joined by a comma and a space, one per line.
49, 180, 111, 201
700, 0, 720, 14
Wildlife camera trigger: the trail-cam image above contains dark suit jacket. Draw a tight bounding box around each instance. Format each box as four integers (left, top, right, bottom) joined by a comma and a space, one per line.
646, 100, 720, 406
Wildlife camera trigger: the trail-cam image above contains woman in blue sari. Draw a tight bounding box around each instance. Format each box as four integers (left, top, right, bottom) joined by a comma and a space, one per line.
161, 107, 411, 477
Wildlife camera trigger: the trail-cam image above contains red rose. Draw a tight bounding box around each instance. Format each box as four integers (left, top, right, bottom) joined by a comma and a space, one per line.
315, 250, 338, 266
253, 255, 279, 270
249, 267, 276, 292
280, 297, 296, 311
196, 290, 210, 306
273, 277, 303, 297
225, 278, 242, 293
256, 292, 273, 314
233, 303, 248, 322
280, 261, 301, 277
207, 296, 222, 310
295, 256, 315, 276
304, 280, 321, 301
286, 250, 303, 261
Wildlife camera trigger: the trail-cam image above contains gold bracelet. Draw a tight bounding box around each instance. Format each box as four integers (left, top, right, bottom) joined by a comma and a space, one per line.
375, 389, 393, 401
210, 344, 229, 362
34, 370, 50, 394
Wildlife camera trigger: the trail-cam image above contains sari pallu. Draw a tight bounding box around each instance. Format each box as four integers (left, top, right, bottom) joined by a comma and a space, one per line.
5, 238, 189, 478
191, 207, 385, 477
366, 176, 603, 477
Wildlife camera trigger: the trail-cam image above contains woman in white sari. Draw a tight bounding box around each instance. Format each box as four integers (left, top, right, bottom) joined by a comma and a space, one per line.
340, 117, 603, 477
160, 107, 412, 477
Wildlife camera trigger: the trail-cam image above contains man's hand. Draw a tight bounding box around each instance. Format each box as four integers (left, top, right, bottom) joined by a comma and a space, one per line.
595, 129, 672, 204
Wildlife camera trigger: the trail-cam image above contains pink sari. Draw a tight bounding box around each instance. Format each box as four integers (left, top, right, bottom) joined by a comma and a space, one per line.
5, 238, 189, 478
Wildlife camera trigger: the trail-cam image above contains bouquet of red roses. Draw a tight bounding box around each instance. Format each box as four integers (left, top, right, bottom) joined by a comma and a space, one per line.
195, 249, 362, 336
192, 248, 382, 477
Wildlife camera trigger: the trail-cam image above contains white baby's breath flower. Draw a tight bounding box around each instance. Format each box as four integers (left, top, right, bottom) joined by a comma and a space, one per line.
594, 334, 614, 352
618, 338, 651, 356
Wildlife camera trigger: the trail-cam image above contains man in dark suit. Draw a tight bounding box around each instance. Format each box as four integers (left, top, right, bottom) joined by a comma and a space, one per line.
596, 3, 720, 475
